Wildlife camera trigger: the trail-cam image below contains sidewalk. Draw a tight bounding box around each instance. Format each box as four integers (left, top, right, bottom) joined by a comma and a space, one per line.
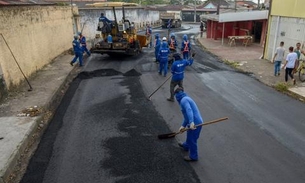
196, 34, 305, 101
0, 52, 81, 183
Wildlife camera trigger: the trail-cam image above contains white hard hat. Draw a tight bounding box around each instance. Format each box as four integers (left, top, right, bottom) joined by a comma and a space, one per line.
162, 37, 167, 41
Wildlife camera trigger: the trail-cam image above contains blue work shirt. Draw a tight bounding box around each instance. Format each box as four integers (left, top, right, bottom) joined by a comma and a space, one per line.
171, 58, 193, 81
99, 16, 112, 23
72, 39, 82, 53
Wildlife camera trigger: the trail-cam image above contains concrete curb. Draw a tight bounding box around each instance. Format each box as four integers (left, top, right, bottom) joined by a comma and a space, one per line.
1, 60, 79, 183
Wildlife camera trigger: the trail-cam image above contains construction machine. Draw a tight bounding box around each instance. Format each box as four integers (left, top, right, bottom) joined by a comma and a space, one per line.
86, 2, 148, 56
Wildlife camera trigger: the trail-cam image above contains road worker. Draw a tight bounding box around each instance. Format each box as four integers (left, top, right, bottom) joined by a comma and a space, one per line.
99, 13, 112, 23
98, 13, 112, 33
167, 52, 195, 102
175, 87, 203, 161
70, 35, 83, 67
158, 37, 170, 77
154, 33, 161, 63
181, 34, 191, 59
168, 33, 178, 51
78, 32, 91, 57
145, 24, 152, 48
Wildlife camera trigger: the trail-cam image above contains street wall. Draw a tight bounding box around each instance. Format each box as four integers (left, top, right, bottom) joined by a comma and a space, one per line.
264, 16, 305, 61
0, 6, 76, 91
79, 7, 160, 44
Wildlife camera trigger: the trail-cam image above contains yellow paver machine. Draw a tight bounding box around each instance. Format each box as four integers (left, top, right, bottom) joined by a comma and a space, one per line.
86, 2, 148, 56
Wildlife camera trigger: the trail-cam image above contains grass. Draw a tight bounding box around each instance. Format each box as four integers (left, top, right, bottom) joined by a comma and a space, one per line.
274, 82, 289, 92
223, 60, 240, 68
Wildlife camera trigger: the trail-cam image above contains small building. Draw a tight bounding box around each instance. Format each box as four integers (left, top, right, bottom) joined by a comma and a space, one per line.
202, 10, 269, 46
181, 0, 231, 22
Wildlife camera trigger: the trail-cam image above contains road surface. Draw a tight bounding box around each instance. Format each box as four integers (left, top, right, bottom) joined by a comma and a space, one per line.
21, 24, 305, 183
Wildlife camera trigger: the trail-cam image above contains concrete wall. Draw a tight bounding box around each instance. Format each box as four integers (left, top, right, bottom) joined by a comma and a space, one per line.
79, 7, 160, 43
264, 16, 305, 61
0, 6, 77, 90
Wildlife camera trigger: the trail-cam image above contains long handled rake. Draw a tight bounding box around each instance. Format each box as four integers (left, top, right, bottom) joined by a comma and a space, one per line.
158, 117, 229, 139
147, 75, 172, 101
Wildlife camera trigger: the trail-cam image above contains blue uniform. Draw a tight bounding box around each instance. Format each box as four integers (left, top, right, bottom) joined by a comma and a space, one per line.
171, 57, 193, 81
175, 91, 203, 160
79, 35, 91, 56
99, 15, 112, 23
181, 35, 191, 59
167, 56, 193, 100
71, 39, 83, 66
158, 42, 170, 76
154, 34, 161, 62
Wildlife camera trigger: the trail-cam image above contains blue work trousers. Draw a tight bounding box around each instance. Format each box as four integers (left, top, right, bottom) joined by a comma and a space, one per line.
159, 60, 168, 76
181, 126, 202, 160
72, 51, 83, 66
82, 46, 91, 56
182, 51, 189, 59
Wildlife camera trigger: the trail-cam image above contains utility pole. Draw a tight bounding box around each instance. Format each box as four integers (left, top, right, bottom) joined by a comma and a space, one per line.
217, 0, 220, 15
194, 0, 197, 22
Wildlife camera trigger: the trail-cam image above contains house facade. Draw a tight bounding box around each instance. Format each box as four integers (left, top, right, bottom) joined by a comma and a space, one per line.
203, 10, 268, 46
264, 0, 305, 60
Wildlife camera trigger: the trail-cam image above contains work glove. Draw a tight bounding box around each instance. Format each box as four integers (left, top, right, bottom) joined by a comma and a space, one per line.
190, 122, 196, 130
179, 126, 185, 133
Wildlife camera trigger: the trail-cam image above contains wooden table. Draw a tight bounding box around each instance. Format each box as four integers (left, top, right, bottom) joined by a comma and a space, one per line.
228, 36, 253, 47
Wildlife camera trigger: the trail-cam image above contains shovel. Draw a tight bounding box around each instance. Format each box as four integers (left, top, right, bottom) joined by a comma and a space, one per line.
158, 117, 229, 139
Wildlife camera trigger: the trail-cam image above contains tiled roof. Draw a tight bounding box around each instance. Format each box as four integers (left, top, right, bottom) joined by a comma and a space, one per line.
203, 0, 230, 7
236, 1, 257, 6
154, 4, 185, 11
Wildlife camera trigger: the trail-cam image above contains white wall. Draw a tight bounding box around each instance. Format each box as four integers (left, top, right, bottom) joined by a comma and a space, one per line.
79, 8, 160, 42
265, 16, 305, 60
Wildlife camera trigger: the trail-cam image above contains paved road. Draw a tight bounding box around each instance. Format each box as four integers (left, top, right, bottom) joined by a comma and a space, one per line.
21, 24, 305, 183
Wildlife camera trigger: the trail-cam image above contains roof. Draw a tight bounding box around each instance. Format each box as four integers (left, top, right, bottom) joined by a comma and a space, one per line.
202, 10, 269, 22
236, 1, 257, 6
202, 0, 231, 7
182, 8, 217, 12
153, 4, 185, 11
85, 2, 138, 7
0, 0, 53, 5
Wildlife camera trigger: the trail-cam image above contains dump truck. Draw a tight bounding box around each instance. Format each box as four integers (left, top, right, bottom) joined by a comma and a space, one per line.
160, 11, 182, 28
86, 2, 148, 56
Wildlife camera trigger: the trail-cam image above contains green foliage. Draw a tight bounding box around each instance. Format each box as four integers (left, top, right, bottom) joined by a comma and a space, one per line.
55, 2, 68, 6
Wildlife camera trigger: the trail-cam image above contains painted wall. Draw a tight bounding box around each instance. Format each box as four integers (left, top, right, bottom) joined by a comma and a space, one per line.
79, 8, 160, 43
264, 16, 305, 60
271, 0, 305, 18
0, 6, 76, 90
